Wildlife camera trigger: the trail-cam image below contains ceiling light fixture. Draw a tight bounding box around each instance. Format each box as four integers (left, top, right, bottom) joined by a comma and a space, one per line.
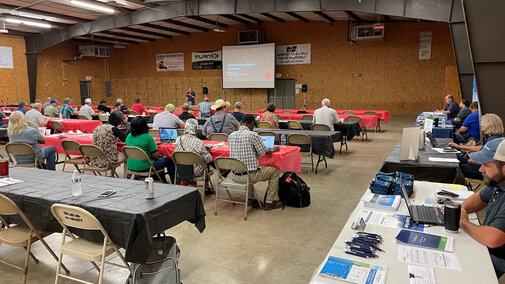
213, 16, 226, 33
4, 17, 51, 28
69, 0, 116, 14
0, 20, 8, 33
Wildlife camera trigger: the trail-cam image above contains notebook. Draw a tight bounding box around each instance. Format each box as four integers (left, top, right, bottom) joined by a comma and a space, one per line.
159, 128, 178, 143
260, 135, 275, 149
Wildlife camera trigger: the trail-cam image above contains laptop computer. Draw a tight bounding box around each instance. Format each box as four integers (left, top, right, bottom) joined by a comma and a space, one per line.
400, 177, 444, 225
159, 128, 178, 143
426, 133, 451, 149
260, 135, 275, 149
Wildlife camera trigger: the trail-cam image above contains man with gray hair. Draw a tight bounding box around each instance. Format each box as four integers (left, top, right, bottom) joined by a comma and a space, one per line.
231, 102, 245, 122
312, 98, 342, 131
79, 98, 97, 120
25, 103, 47, 127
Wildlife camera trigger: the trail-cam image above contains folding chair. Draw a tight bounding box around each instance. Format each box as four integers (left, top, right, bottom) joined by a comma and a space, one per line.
61, 140, 85, 172
287, 133, 313, 175
129, 110, 138, 115
287, 120, 303, 130
122, 146, 166, 183
310, 124, 330, 172
342, 111, 355, 115
148, 129, 160, 138
214, 157, 263, 220
99, 115, 109, 123
282, 110, 292, 114
78, 115, 89, 120
257, 131, 280, 144
363, 111, 380, 132
26, 122, 38, 129
346, 116, 368, 141
257, 121, 273, 129
0, 194, 69, 284
172, 151, 214, 198
51, 204, 129, 284
465, 178, 486, 193
51, 121, 67, 133
301, 114, 313, 121
5, 142, 44, 169
79, 144, 119, 177
208, 133, 228, 142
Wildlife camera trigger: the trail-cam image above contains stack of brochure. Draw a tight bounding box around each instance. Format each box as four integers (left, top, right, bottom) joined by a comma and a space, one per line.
318, 256, 387, 284
362, 193, 401, 212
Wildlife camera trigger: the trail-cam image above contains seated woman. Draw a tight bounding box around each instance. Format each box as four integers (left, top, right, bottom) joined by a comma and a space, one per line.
7, 111, 56, 170
260, 103, 279, 129
174, 118, 213, 189
90, 111, 129, 174
449, 113, 504, 180
125, 116, 175, 183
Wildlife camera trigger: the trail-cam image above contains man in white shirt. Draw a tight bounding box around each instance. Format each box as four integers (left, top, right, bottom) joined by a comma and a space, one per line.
312, 98, 342, 130
79, 98, 97, 120
24, 103, 47, 127
152, 104, 185, 130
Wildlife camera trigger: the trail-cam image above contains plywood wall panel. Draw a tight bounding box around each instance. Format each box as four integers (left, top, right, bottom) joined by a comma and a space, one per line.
0, 35, 29, 104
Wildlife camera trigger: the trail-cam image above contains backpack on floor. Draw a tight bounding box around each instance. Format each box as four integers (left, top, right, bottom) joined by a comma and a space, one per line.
278, 172, 311, 208
126, 234, 180, 284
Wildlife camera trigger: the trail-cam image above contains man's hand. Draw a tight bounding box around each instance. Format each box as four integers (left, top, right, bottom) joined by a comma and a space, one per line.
460, 208, 469, 227
266, 147, 280, 155
448, 142, 460, 149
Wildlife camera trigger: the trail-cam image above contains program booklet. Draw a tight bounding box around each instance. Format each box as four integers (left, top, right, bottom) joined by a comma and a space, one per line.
396, 230, 454, 252
362, 193, 401, 212
318, 256, 387, 284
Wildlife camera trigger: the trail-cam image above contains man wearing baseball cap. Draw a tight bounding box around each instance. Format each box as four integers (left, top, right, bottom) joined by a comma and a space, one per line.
79, 98, 97, 120
202, 99, 239, 138
44, 99, 60, 118
152, 103, 184, 130
59, 98, 77, 119
459, 138, 505, 278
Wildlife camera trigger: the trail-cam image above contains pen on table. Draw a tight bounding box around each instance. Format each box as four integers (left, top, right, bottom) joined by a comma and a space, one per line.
346, 245, 374, 254
345, 250, 377, 258
357, 232, 383, 239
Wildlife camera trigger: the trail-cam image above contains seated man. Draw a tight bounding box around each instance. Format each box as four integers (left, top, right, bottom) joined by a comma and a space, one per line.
228, 114, 283, 210
178, 103, 196, 121
202, 99, 239, 138
44, 99, 59, 118
131, 98, 146, 115
98, 99, 111, 113
59, 98, 77, 119
451, 98, 472, 128
14, 101, 28, 114
198, 96, 213, 118
455, 101, 480, 143
313, 98, 342, 131
152, 104, 185, 130
458, 138, 505, 278
436, 94, 460, 120
231, 102, 245, 122
79, 98, 97, 120
24, 103, 47, 127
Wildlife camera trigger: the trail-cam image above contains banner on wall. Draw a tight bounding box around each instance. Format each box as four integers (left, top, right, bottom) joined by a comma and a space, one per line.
276, 44, 311, 65
192, 50, 222, 69
0, 46, 13, 69
156, 53, 184, 71
419, 31, 432, 60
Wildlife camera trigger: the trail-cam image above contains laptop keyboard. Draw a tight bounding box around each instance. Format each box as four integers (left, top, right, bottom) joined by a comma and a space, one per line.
413, 206, 443, 223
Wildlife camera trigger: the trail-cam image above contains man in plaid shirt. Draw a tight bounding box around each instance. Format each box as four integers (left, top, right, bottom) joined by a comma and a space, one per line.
228, 114, 283, 210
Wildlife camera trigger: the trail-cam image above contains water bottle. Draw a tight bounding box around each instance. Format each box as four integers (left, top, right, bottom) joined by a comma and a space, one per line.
71, 170, 82, 196
281, 133, 286, 147
441, 118, 446, 128
59, 113, 63, 119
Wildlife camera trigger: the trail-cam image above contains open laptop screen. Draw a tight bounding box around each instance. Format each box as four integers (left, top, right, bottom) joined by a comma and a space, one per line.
260, 135, 275, 149
426, 133, 438, 147
159, 128, 178, 140
400, 176, 415, 217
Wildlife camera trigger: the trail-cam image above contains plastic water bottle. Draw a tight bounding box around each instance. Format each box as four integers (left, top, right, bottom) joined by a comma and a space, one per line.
59, 113, 63, 119
441, 118, 446, 128
281, 133, 286, 147
71, 170, 82, 196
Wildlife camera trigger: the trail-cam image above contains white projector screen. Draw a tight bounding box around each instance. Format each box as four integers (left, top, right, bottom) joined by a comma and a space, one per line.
222, 43, 275, 89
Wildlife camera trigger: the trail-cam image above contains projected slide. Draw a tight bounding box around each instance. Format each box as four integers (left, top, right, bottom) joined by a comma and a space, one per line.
222, 43, 275, 88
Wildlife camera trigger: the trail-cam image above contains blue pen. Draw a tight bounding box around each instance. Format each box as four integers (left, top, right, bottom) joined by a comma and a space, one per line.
345, 250, 376, 258
357, 232, 383, 240
347, 245, 374, 254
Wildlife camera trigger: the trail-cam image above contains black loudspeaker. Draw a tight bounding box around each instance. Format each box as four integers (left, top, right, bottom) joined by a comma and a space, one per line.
302, 84, 307, 92
203, 87, 208, 94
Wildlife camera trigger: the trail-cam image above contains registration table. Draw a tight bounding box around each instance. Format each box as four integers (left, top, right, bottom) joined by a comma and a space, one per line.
309, 181, 496, 284
158, 140, 302, 173
0, 167, 206, 263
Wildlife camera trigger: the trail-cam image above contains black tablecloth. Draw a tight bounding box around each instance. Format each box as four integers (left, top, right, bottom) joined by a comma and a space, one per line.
1, 168, 205, 263
380, 139, 465, 184
253, 129, 340, 158
277, 120, 361, 141
129, 115, 153, 123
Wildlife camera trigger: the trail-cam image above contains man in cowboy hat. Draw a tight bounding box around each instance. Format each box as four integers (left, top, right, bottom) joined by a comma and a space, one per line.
202, 99, 239, 138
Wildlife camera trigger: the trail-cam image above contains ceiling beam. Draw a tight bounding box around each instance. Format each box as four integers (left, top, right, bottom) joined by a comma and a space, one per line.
239, 14, 262, 24
119, 27, 171, 38
84, 34, 139, 44
345, 11, 362, 23
100, 30, 155, 41
139, 23, 189, 35
0, 3, 88, 23
1, 30, 34, 36
187, 15, 228, 28
161, 19, 208, 32
261, 13, 285, 23
314, 11, 333, 24
220, 14, 249, 25
285, 12, 308, 23
70, 38, 114, 46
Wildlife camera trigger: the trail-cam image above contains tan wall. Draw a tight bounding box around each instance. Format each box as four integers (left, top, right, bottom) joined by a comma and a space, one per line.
34, 21, 459, 115
0, 35, 29, 104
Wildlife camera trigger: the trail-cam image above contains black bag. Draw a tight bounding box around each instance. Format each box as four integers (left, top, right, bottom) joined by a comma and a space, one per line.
126, 234, 180, 284
278, 172, 311, 208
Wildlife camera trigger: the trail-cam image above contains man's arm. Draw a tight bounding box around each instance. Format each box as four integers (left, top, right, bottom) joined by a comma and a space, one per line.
461, 191, 488, 213
460, 209, 505, 248
458, 126, 469, 134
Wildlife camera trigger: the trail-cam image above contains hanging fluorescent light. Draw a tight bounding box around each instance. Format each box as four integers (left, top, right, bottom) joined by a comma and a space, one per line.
69, 0, 116, 14
4, 17, 51, 28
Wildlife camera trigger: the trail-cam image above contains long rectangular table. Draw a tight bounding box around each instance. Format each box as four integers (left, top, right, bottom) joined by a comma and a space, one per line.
310, 180, 496, 284
278, 120, 362, 141
257, 109, 391, 123
47, 119, 102, 133
0, 167, 205, 263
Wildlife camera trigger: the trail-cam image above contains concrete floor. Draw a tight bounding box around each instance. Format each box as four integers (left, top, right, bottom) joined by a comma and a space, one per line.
0, 115, 500, 284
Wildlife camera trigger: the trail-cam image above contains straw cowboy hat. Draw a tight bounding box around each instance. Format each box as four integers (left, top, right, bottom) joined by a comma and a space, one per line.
211, 99, 231, 110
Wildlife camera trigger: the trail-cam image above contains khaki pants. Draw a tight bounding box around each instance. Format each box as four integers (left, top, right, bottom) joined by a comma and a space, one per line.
232, 166, 282, 202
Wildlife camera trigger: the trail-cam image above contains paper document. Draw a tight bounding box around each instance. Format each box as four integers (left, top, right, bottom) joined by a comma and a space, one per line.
356, 210, 424, 232
437, 184, 466, 191
317, 256, 387, 284
431, 148, 460, 154
0, 177, 22, 187
408, 265, 436, 284
398, 245, 461, 270
435, 188, 473, 201
427, 157, 460, 163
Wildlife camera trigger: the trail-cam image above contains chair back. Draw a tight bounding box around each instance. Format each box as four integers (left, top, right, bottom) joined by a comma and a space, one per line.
122, 146, 151, 161
345, 115, 362, 125
257, 131, 280, 144
208, 133, 228, 142
257, 121, 273, 129
0, 194, 35, 230
129, 110, 138, 115
79, 144, 105, 159
311, 124, 331, 131
5, 142, 41, 168
99, 115, 109, 122
51, 204, 109, 235
301, 115, 313, 121
287, 133, 312, 153
251, 114, 260, 120
175, 107, 182, 112
172, 151, 204, 166
51, 121, 66, 133
148, 129, 160, 138
26, 121, 38, 129
363, 111, 378, 116
62, 140, 81, 155
287, 120, 303, 130
342, 111, 355, 115
282, 110, 292, 114
215, 157, 248, 173
78, 115, 89, 120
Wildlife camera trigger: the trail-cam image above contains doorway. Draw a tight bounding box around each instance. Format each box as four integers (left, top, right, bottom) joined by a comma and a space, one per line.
267, 79, 295, 109
79, 81, 90, 105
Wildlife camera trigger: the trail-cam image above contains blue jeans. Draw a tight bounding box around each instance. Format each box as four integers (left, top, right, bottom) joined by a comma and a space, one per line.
491, 254, 505, 279
41, 146, 56, 170
458, 155, 483, 180
153, 157, 175, 183
454, 132, 477, 144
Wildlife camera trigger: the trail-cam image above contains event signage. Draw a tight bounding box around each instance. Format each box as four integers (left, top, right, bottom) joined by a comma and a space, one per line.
0, 46, 13, 69
156, 53, 184, 71
276, 44, 311, 65
419, 31, 432, 60
192, 50, 222, 69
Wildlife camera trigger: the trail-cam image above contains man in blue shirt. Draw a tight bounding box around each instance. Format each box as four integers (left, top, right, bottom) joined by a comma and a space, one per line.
455, 101, 480, 143
198, 96, 213, 118
14, 101, 28, 114
59, 98, 77, 119
230, 102, 245, 122
436, 95, 460, 119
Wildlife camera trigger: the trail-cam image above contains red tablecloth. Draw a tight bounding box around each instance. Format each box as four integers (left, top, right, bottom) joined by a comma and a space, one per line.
257, 109, 391, 123
339, 114, 378, 128
158, 141, 302, 172
274, 113, 314, 120
147, 110, 199, 118
44, 133, 128, 154
46, 119, 102, 133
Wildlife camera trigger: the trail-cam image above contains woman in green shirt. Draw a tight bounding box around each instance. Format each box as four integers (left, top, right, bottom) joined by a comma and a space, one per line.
125, 116, 175, 183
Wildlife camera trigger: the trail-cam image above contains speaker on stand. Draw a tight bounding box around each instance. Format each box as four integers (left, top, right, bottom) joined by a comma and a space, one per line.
203, 87, 208, 95
301, 84, 308, 109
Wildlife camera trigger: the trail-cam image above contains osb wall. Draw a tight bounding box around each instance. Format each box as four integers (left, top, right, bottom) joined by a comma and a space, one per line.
36, 42, 106, 104
0, 34, 29, 104
35, 21, 458, 114
445, 65, 462, 99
